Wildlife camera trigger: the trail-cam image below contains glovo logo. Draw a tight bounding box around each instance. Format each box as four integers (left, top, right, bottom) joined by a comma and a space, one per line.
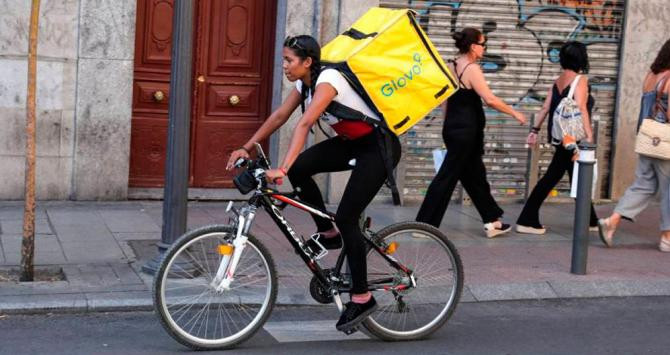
380, 53, 423, 97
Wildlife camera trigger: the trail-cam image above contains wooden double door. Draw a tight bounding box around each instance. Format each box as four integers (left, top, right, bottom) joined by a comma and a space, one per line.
129, 0, 276, 188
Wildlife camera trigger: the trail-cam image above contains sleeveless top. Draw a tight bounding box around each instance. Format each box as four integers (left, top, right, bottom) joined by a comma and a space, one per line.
546, 77, 595, 144
444, 60, 486, 153
637, 74, 669, 131
296, 69, 373, 139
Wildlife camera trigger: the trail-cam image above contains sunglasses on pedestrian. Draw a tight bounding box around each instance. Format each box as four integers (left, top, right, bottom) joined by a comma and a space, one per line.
284, 36, 305, 51
475, 38, 487, 48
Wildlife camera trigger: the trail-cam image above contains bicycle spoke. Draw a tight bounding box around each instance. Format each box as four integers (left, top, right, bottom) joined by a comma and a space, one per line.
365, 225, 462, 339
157, 230, 274, 347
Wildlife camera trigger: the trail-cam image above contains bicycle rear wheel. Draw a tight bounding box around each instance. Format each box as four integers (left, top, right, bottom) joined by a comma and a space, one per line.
363, 222, 463, 341
153, 225, 277, 350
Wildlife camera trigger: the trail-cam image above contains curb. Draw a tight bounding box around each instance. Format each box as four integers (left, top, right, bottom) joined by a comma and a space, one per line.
3, 279, 670, 315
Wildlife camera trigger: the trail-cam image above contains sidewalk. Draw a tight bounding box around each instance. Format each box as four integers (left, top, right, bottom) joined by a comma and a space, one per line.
1, 199, 669, 314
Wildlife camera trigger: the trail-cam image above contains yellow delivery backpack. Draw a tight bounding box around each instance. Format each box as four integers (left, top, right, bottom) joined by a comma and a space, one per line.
321, 7, 458, 136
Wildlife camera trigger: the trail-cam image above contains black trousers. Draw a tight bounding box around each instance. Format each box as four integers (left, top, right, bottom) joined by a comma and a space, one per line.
517, 144, 598, 227
417, 128, 504, 227
287, 132, 401, 294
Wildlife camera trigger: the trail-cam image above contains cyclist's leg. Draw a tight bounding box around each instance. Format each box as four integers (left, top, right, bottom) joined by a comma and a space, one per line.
288, 136, 353, 232
335, 134, 401, 296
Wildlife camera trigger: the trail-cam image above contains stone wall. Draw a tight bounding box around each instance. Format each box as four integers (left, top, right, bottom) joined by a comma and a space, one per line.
0, 0, 135, 200
0, 0, 79, 199
611, 0, 670, 198
73, 0, 135, 199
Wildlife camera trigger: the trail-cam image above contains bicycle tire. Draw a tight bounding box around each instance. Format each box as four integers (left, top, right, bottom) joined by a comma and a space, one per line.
153, 224, 277, 350
362, 221, 463, 341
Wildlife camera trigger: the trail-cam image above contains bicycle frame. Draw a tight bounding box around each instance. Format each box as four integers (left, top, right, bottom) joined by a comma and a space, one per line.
221, 145, 415, 310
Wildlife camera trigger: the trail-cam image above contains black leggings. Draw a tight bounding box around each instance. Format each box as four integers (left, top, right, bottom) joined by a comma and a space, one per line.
287, 132, 401, 294
517, 144, 598, 227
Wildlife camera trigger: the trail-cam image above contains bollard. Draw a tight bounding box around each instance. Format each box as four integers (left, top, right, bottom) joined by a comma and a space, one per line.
571, 142, 596, 275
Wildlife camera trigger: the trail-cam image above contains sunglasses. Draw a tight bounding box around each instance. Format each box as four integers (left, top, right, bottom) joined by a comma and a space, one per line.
475, 39, 487, 48
284, 36, 305, 51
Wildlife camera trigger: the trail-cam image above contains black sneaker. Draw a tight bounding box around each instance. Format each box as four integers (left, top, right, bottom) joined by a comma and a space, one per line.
336, 297, 378, 333
306, 233, 342, 251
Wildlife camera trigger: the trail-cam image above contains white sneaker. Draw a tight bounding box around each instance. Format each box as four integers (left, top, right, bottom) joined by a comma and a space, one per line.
660, 238, 670, 252
516, 224, 546, 235
484, 222, 511, 238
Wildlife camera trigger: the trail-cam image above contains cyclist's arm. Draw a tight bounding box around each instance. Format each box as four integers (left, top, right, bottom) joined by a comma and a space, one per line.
240, 88, 302, 152
280, 83, 337, 171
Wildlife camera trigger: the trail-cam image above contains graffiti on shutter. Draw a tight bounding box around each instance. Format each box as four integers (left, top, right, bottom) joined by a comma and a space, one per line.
380, 0, 624, 203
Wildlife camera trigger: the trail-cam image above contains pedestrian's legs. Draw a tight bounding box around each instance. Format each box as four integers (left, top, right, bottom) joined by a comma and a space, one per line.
651, 158, 670, 231
517, 146, 572, 227
612, 156, 658, 222
459, 154, 504, 223
416, 136, 472, 228
599, 156, 660, 246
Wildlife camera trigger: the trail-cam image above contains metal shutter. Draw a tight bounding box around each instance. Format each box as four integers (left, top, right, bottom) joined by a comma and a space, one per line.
379, 0, 625, 204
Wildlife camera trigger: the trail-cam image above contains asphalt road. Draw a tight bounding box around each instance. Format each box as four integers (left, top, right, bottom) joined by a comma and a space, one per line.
1, 297, 668, 354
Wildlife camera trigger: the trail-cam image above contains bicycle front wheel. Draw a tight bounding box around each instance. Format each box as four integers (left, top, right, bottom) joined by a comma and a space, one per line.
154, 225, 277, 350
363, 222, 463, 341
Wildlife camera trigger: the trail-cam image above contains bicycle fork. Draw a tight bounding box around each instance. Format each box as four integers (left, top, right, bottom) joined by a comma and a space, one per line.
210, 203, 256, 292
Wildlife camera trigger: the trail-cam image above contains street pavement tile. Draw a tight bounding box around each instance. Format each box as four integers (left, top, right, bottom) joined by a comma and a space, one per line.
97, 209, 160, 233
108, 262, 144, 285
47, 209, 114, 242
0, 280, 76, 296
263, 320, 369, 342
0, 204, 46, 221
112, 232, 160, 241
0, 218, 53, 235
0, 234, 66, 266
61, 241, 125, 263
468, 281, 558, 301
549, 279, 670, 298
185, 207, 219, 229
460, 287, 477, 302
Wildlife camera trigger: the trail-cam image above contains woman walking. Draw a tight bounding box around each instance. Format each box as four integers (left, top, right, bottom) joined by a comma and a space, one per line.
416, 28, 526, 238
598, 39, 670, 252
516, 41, 597, 235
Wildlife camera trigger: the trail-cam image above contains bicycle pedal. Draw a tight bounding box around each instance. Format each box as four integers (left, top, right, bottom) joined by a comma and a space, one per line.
342, 326, 359, 335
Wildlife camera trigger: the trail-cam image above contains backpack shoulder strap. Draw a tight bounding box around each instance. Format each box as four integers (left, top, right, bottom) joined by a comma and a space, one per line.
566, 75, 581, 100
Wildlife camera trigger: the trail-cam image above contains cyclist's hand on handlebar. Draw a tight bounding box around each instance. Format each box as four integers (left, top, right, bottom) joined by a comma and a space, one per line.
226, 148, 250, 171
265, 168, 285, 185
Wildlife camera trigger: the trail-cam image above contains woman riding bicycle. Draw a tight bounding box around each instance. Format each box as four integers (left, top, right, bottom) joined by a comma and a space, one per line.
226, 35, 401, 332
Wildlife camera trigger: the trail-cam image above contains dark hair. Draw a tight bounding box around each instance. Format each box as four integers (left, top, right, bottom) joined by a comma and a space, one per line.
452, 28, 482, 54
559, 41, 589, 73
284, 35, 321, 102
650, 39, 670, 74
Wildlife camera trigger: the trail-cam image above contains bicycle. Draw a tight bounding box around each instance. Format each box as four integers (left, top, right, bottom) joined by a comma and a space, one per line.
153, 143, 464, 350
